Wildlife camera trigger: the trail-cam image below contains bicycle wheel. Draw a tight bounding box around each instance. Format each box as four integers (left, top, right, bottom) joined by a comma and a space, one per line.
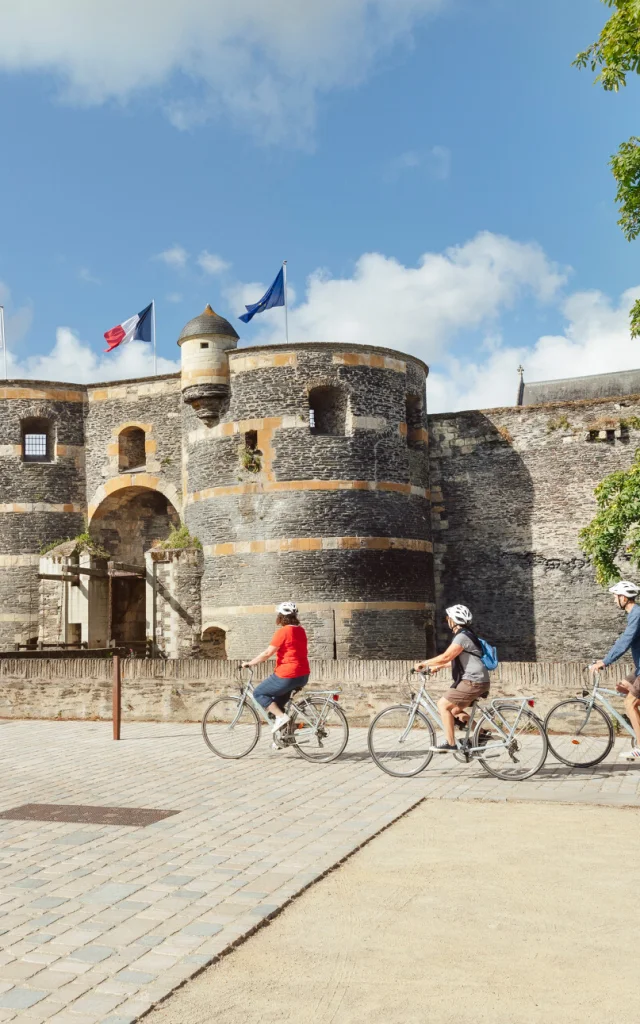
291, 698, 349, 763
202, 696, 260, 759
475, 703, 547, 781
368, 705, 435, 778
544, 699, 613, 768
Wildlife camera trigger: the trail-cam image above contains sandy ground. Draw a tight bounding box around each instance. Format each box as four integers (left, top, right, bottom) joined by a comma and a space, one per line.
147, 800, 639, 1024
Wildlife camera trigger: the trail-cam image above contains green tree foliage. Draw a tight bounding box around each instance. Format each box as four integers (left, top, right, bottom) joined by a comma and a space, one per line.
580, 448, 640, 583
575, 2, 640, 334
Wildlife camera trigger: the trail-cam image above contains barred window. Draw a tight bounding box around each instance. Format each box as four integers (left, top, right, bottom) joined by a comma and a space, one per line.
22, 419, 52, 462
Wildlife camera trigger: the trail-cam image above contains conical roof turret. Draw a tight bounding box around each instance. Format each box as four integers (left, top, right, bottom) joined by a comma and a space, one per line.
177, 305, 239, 346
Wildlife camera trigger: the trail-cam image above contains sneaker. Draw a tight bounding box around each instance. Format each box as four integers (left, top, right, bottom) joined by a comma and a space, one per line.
430, 742, 458, 753
271, 714, 290, 734
620, 746, 640, 760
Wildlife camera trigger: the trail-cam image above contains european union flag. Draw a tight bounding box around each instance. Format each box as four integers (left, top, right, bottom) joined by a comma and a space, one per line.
239, 266, 285, 323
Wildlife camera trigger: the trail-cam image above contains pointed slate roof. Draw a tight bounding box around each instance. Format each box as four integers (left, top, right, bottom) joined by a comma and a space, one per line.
177, 304, 239, 344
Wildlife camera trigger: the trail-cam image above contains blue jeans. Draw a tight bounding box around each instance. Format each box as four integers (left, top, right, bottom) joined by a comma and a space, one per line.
253, 672, 309, 712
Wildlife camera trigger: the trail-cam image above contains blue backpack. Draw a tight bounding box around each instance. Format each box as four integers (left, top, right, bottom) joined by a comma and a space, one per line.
462, 629, 499, 671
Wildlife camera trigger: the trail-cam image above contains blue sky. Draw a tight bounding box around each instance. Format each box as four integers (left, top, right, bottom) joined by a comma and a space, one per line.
0, 0, 638, 410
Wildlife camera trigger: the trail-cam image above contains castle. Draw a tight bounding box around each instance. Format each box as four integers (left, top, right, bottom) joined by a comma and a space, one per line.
1, 304, 639, 662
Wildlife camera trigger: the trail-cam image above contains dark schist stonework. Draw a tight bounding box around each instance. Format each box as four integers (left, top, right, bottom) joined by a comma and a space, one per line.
187, 345, 433, 660
429, 396, 640, 661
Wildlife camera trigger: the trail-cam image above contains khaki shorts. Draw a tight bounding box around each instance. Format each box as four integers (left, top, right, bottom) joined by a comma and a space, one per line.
444, 679, 489, 708
623, 673, 640, 699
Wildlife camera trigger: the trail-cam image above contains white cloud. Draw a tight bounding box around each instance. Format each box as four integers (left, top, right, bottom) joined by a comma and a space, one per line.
154, 245, 189, 270
428, 287, 640, 413
0, 0, 445, 143
166, 292, 183, 303
197, 251, 230, 275
244, 232, 568, 355
429, 144, 451, 181
6, 328, 178, 384
386, 144, 451, 181
7, 234, 637, 411
78, 267, 101, 285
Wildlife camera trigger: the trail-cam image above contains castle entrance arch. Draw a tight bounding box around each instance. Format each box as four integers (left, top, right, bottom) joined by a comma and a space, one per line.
89, 485, 180, 648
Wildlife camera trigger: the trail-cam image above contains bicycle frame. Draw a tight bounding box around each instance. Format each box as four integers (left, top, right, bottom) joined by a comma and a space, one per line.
407, 673, 533, 758
233, 669, 339, 739
578, 670, 637, 741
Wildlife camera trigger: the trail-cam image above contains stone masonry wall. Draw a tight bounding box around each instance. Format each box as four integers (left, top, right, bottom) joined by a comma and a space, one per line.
146, 548, 203, 659
0, 656, 632, 726
0, 383, 86, 648
429, 394, 640, 661
84, 375, 183, 513
184, 344, 434, 661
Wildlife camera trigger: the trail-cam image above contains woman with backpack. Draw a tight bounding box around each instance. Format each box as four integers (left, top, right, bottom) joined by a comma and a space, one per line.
415, 604, 491, 753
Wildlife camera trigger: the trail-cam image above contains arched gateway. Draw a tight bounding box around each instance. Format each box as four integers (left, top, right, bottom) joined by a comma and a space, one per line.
89, 485, 181, 648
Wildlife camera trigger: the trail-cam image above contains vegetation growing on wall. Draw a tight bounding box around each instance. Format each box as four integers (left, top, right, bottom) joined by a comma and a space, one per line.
40, 532, 110, 559
156, 524, 202, 550
547, 414, 571, 433
580, 447, 640, 583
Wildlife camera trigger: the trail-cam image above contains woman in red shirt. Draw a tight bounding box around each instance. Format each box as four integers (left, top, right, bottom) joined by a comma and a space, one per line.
243, 602, 310, 738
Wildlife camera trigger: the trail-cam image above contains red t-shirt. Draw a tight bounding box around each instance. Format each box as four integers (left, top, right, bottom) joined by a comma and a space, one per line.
270, 625, 310, 679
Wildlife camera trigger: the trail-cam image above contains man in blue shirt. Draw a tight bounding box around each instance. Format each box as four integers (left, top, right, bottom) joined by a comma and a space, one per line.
590, 581, 640, 760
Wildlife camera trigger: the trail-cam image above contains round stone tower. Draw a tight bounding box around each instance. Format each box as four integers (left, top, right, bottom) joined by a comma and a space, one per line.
181, 326, 434, 660
178, 304, 239, 422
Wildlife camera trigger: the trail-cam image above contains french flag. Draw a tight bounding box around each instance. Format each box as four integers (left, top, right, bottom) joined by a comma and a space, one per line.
104, 302, 153, 353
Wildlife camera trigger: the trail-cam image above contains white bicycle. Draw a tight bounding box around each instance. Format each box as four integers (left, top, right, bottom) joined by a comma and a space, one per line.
202, 667, 349, 763
368, 669, 548, 781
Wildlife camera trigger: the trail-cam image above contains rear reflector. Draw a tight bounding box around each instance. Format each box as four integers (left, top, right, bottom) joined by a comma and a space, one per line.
527, 699, 535, 707
332, 693, 339, 701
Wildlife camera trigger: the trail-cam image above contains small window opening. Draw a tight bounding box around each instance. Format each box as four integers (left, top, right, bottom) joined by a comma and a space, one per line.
118, 426, 146, 472
245, 430, 258, 451
22, 418, 52, 462
201, 626, 227, 659
406, 394, 424, 450
200, 342, 209, 349
309, 386, 347, 436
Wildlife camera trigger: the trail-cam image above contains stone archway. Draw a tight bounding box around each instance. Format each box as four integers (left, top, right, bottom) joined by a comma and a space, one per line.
90, 485, 180, 647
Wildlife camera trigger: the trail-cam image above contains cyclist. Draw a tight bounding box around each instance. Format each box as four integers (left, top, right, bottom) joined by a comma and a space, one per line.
242, 602, 310, 740
415, 604, 489, 753
589, 580, 640, 761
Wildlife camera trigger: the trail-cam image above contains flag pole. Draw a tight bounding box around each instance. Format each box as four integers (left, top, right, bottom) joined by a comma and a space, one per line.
0, 306, 6, 380
152, 299, 157, 376
283, 261, 289, 344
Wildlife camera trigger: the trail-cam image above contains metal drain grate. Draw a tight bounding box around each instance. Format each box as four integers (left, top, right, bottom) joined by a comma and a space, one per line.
0, 804, 179, 827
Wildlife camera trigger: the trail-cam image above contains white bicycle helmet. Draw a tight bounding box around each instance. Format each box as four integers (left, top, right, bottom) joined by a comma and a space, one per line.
608, 581, 639, 598
445, 604, 473, 625
276, 601, 298, 616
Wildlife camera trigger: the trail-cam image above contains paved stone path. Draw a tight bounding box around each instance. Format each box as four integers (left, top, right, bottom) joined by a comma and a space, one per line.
0, 720, 639, 1024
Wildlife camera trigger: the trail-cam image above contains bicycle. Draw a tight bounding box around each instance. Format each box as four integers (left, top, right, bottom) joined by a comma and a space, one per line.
367, 669, 548, 781
544, 669, 639, 768
202, 667, 349, 763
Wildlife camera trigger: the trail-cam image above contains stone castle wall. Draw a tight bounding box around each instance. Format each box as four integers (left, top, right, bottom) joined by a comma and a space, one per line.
0, 383, 86, 648
429, 394, 640, 661
3, 348, 640, 663
184, 344, 434, 660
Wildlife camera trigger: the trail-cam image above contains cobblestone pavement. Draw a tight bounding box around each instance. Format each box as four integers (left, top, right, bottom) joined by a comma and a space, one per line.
1, 720, 639, 1024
